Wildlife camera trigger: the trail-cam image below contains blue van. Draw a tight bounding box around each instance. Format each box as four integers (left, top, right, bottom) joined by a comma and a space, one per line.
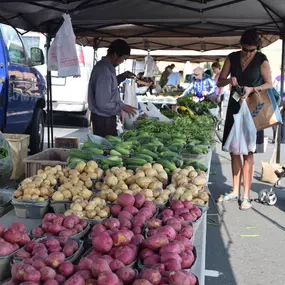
0, 24, 46, 154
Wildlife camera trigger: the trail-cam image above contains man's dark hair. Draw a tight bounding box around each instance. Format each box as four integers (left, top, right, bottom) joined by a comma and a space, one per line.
211, 61, 221, 69
240, 29, 261, 50
107, 39, 130, 57
170, 64, 175, 69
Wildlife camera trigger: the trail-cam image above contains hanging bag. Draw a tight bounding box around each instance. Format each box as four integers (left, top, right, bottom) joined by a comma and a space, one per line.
223, 100, 257, 155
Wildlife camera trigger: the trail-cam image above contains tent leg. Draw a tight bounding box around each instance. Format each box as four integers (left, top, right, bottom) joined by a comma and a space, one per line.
46, 36, 51, 148
277, 36, 285, 163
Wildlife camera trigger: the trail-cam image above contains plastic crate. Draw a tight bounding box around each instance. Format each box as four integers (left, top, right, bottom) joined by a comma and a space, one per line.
55, 137, 80, 149
50, 200, 72, 214
3, 134, 30, 180
0, 248, 21, 281
23, 148, 69, 177
12, 198, 49, 219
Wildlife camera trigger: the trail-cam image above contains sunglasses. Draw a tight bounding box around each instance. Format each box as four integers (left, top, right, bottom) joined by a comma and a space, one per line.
242, 46, 256, 53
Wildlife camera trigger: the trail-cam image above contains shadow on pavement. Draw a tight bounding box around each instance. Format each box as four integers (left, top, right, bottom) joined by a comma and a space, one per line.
206, 148, 237, 285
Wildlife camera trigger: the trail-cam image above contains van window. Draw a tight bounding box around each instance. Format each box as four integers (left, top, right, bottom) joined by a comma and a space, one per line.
22, 36, 40, 57
0, 24, 26, 65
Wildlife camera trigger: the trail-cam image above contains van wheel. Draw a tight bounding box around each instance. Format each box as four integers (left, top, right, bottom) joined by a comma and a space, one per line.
30, 109, 44, 154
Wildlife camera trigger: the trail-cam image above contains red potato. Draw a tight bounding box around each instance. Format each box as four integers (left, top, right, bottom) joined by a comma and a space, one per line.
55, 274, 66, 283
169, 270, 190, 285
170, 200, 184, 210
166, 218, 182, 232
110, 259, 124, 271
143, 234, 169, 251
46, 238, 61, 248
176, 216, 185, 226
85, 279, 97, 285
48, 224, 62, 235
146, 229, 157, 237
101, 255, 114, 265
132, 280, 152, 285
92, 232, 113, 253
58, 262, 75, 277
103, 218, 120, 230
79, 220, 87, 228
111, 230, 134, 247
86, 251, 102, 262
155, 226, 176, 241
16, 250, 31, 258
15, 264, 34, 281
174, 208, 189, 217
160, 252, 182, 264
183, 271, 197, 285
45, 252, 65, 269
40, 267, 56, 281
136, 208, 152, 221
0, 241, 17, 256
151, 263, 165, 273
119, 218, 132, 230
139, 248, 155, 261
134, 194, 145, 209
130, 217, 145, 229
117, 193, 135, 207
63, 244, 75, 257
131, 234, 144, 246
123, 206, 139, 215
53, 215, 64, 226
9, 222, 26, 233
43, 233, 54, 237
175, 235, 193, 250
132, 227, 142, 235
159, 241, 182, 255
164, 259, 182, 271
118, 211, 133, 221
192, 206, 202, 218
74, 224, 84, 233
142, 201, 156, 215
18, 282, 39, 285
63, 217, 75, 229
43, 213, 57, 223
59, 229, 73, 238
110, 205, 123, 217
116, 267, 136, 285
43, 280, 59, 285
3, 229, 22, 244
181, 213, 196, 223
74, 270, 92, 280
32, 259, 46, 270
97, 271, 120, 285
18, 234, 31, 247
48, 246, 62, 253
183, 200, 194, 210
180, 225, 193, 239
68, 215, 80, 225
22, 269, 41, 282
91, 258, 111, 278
25, 241, 38, 253
0, 237, 5, 242
143, 255, 160, 267
77, 257, 93, 271
65, 274, 85, 285
180, 251, 195, 269
91, 224, 106, 234
161, 208, 174, 219
41, 222, 52, 232
146, 218, 162, 230
113, 246, 136, 265
138, 268, 161, 285
23, 258, 33, 265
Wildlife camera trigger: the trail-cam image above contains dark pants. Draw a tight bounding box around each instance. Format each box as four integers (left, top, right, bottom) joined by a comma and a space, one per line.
91, 113, 117, 137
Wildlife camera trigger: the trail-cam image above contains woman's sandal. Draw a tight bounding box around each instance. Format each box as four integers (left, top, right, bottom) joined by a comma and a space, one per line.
217, 192, 239, 202
239, 198, 252, 211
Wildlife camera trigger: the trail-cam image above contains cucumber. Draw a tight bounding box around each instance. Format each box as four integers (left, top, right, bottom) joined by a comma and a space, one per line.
125, 158, 147, 166
132, 154, 153, 162
110, 149, 122, 156
114, 147, 130, 155
138, 149, 158, 159
156, 159, 177, 172
82, 147, 104, 155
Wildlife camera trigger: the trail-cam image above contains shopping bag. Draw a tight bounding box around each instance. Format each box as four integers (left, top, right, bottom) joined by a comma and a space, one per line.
48, 14, 80, 77
246, 88, 282, 131
223, 100, 257, 155
261, 125, 282, 184
123, 79, 139, 129
143, 55, 157, 78
139, 102, 172, 123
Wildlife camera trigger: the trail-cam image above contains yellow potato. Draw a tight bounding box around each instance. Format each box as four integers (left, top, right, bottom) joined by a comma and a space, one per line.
80, 189, 93, 199
37, 197, 45, 202
52, 191, 65, 201
98, 210, 108, 218
86, 211, 97, 219
31, 194, 39, 200
14, 190, 23, 198
23, 194, 32, 200
107, 193, 117, 202
85, 180, 93, 189
85, 204, 95, 211
70, 203, 83, 211
62, 190, 72, 200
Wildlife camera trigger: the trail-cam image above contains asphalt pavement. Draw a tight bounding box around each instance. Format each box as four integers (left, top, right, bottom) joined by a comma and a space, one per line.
47, 112, 285, 285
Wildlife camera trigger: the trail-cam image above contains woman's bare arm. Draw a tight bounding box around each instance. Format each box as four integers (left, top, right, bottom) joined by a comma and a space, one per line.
255, 61, 273, 91
217, 57, 232, 87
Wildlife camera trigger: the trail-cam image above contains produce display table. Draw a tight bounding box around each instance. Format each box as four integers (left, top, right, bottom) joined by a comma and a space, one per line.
0, 209, 41, 231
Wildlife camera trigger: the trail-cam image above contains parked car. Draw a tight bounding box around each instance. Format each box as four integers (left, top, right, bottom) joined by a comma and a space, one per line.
22, 32, 93, 126
0, 24, 46, 154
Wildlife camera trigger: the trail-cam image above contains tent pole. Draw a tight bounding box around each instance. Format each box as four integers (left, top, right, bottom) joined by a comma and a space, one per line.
276, 36, 285, 163
45, 36, 51, 148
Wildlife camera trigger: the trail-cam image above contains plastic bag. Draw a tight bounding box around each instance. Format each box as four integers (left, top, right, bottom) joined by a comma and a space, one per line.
223, 100, 257, 155
0, 132, 13, 184
143, 55, 157, 78
48, 14, 80, 77
123, 79, 139, 129
139, 102, 171, 123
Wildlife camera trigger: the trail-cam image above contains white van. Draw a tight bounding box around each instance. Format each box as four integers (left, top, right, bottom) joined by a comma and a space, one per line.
22, 32, 93, 126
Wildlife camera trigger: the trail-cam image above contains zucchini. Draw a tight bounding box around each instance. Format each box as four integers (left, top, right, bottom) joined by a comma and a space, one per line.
132, 154, 153, 163
68, 149, 95, 161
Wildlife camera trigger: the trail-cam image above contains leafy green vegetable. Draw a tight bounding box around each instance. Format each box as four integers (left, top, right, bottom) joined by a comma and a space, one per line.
0, 148, 8, 159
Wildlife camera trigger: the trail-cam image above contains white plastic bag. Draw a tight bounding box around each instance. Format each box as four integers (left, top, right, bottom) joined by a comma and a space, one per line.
223, 100, 257, 155
143, 55, 157, 78
139, 102, 171, 123
0, 132, 13, 185
48, 14, 80, 77
124, 79, 139, 128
